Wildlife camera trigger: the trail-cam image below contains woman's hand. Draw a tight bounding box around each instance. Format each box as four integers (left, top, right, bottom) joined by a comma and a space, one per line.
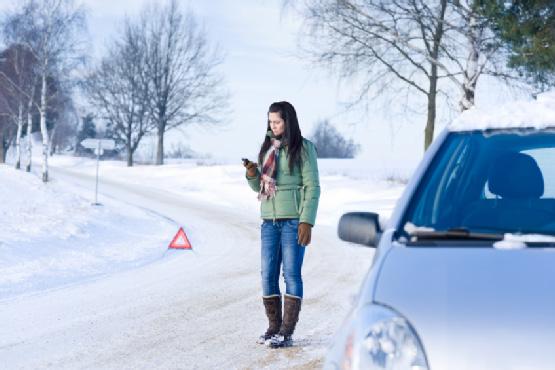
298, 222, 312, 246
244, 159, 258, 177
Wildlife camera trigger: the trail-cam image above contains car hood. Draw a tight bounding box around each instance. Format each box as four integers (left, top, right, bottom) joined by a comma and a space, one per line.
373, 245, 555, 370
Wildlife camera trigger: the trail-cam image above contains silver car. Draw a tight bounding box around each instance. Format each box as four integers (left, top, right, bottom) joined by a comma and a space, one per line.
325, 122, 555, 369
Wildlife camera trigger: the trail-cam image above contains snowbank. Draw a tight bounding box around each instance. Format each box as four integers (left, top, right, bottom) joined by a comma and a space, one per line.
0, 165, 176, 300
450, 90, 555, 131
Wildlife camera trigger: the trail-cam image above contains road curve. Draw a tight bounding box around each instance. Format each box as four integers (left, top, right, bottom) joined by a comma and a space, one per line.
0, 166, 374, 370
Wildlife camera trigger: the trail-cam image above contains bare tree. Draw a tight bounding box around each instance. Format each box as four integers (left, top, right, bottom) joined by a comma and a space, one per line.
0, 54, 18, 164
288, 0, 520, 150
82, 19, 154, 167
3, 0, 86, 181
142, 0, 228, 165
49, 89, 77, 155
0, 89, 17, 163
0, 44, 39, 169
290, 0, 449, 150
24, 83, 36, 171
83, 2, 228, 166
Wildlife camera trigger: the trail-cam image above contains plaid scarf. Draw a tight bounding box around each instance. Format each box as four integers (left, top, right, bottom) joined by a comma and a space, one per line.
258, 137, 282, 201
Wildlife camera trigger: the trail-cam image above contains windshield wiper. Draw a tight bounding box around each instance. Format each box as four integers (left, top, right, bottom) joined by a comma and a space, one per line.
409, 228, 504, 241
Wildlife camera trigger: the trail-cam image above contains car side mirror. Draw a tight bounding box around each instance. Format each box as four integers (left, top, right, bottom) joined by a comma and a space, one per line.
337, 212, 382, 248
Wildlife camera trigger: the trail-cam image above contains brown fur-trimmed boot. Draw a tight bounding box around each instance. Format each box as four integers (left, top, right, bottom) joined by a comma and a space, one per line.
257, 295, 282, 344
269, 295, 301, 348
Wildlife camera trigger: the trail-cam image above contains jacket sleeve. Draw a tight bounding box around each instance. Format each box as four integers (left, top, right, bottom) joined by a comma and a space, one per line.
246, 169, 261, 193
299, 140, 320, 225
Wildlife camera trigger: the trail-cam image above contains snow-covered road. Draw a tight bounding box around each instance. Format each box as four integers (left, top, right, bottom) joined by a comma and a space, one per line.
0, 163, 389, 369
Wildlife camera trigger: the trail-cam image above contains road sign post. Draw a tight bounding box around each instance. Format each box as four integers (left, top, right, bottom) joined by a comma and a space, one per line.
80, 139, 115, 206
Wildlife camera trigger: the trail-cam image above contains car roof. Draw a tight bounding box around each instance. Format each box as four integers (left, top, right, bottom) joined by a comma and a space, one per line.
448, 90, 555, 132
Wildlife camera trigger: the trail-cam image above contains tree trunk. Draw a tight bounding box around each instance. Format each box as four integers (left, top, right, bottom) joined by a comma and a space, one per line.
461, 79, 476, 111
25, 97, 33, 172
126, 143, 133, 167
425, 47, 440, 150
40, 72, 49, 182
425, 57, 439, 150
424, 0, 447, 151
15, 102, 24, 169
25, 85, 35, 172
460, 10, 479, 111
74, 116, 83, 155
0, 130, 5, 164
424, 91, 436, 151
49, 124, 57, 156
156, 125, 164, 165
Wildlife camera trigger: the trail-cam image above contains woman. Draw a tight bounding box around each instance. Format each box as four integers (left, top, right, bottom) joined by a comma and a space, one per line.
243, 101, 320, 348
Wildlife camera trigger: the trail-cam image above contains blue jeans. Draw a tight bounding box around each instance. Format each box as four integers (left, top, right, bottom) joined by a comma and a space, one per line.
261, 219, 306, 299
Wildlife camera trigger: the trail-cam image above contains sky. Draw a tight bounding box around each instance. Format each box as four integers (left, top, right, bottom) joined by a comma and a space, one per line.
0, 0, 533, 173
76, 0, 432, 173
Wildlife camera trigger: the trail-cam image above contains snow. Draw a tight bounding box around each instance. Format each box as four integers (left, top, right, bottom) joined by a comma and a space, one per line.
0, 165, 177, 300
493, 233, 555, 250
0, 156, 405, 369
449, 90, 555, 131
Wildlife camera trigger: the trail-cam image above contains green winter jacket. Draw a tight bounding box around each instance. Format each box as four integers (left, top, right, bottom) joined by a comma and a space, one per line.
246, 138, 320, 225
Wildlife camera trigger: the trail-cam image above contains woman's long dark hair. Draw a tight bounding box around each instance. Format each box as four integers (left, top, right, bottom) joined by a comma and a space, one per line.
258, 101, 303, 172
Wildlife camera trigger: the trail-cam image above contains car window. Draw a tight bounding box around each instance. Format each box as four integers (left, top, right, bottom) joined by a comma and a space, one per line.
522, 148, 555, 198
400, 129, 555, 237
484, 147, 555, 199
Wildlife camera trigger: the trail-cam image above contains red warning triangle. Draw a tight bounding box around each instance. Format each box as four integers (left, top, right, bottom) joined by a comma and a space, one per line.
168, 227, 192, 250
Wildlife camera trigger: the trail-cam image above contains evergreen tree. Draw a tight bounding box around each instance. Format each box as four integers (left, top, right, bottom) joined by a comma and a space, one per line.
479, 0, 555, 89
76, 114, 96, 155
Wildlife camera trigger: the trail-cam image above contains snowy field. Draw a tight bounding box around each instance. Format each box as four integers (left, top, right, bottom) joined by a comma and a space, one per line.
0, 155, 406, 369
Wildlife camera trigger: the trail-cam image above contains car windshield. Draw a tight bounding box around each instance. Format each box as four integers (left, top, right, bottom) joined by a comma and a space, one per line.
399, 129, 555, 240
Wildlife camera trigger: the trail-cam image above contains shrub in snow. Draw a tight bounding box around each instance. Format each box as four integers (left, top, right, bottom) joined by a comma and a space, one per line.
165, 142, 198, 159
310, 120, 360, 158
